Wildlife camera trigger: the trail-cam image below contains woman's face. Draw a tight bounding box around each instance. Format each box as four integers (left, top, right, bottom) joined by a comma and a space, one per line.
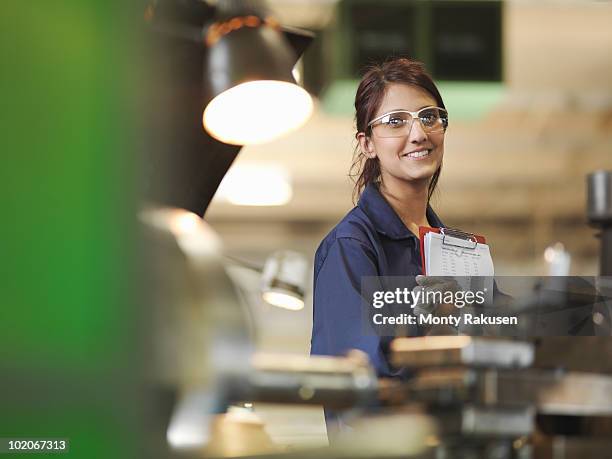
358, 83, 445, 187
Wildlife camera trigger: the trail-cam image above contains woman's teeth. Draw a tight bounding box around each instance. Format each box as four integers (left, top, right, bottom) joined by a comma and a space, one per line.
404, 150, 431, 159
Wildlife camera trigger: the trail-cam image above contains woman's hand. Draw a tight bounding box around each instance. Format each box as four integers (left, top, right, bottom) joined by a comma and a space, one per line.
412, 275, 462, 335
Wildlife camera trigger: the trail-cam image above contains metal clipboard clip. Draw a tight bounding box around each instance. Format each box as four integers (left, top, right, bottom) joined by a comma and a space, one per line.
439, 227, 478, 249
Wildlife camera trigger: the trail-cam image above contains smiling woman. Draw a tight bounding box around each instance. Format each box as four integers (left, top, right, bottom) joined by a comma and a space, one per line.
352, 59, 447, 217
309, 57, 450, 436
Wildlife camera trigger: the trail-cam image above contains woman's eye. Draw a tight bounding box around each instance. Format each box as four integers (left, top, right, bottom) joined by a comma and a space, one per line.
420, 114, 437, 126
387, 117, 405, 127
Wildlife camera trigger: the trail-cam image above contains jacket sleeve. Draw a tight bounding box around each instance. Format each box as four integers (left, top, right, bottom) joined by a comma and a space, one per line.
310, 237, 401, 377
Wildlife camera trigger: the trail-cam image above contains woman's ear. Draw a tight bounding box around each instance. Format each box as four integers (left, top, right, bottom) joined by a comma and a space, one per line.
356, 132, 376, 159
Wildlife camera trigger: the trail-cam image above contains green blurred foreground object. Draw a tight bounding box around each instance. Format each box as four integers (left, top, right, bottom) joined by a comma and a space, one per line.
0, 2, 138, 457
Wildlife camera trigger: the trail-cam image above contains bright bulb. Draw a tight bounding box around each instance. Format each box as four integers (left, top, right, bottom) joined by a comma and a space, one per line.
170, 211, 201, 235
262, 291, 304, 311
215, 163, 292, 206
203, 80, 313, 145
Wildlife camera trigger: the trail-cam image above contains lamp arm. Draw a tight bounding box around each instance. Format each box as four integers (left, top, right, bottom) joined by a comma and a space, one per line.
224, 254, 264, 273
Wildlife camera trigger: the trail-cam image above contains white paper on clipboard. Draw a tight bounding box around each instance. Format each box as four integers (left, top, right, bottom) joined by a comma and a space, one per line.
424, 232, 495, 297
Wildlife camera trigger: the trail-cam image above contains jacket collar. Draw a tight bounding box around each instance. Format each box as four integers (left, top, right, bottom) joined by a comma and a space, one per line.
357, 183, 443, 240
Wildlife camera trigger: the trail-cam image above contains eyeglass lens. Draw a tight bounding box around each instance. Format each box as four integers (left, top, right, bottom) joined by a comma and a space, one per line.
373, 108, 448, 138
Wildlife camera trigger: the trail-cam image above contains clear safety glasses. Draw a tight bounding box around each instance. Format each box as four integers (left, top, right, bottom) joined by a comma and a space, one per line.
368, 106, 449, 138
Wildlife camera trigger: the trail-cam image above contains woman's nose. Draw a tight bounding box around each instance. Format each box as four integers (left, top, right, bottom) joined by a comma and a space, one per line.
408, 119, 428, 143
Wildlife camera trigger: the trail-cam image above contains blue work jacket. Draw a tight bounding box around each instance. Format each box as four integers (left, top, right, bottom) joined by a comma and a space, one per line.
310, 183, 443, 374
310, 183, 444, 435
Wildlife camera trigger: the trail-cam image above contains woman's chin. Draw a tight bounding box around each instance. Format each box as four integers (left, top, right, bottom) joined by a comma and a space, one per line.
399, 163, 440, 182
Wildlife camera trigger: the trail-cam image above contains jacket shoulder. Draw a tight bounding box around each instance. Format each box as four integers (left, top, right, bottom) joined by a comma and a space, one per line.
314, 207, 376, 270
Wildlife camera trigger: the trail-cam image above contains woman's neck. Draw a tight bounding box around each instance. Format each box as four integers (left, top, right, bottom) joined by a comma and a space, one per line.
379, 175, 430, 237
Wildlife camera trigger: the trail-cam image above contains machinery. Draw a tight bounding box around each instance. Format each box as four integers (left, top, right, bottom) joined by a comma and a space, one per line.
139, 176, 612, 458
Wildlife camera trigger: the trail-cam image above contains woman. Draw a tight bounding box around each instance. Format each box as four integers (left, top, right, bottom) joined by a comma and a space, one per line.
310, 57, 449, 405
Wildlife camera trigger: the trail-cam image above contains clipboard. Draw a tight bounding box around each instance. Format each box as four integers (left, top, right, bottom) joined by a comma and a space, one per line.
419, 226, 487, 275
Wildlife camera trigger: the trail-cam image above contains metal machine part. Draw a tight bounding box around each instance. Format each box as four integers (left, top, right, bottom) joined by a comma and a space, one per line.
381, 334, 612, 459
141, 208, 254, 452
390, 336, 534, 369
397, 367, 612, 417
480, 276, 608, 337
140, 226, 612, 459
434, 405, 534, 437
248, 352, 378, 409
587, 170, 612, 276
532, 337, 612, 373
141, 208, 382, 456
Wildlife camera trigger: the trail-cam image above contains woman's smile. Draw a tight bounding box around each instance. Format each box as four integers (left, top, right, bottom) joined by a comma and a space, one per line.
401, 148, 432, 160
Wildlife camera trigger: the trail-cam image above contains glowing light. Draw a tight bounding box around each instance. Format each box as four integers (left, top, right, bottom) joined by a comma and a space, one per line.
139, 207, 222, 256
215, 163, 292, 206
262, 291, 304, 311
543, 242, 571, 276
203, 80, 313, 145
170, 211, 201, 235
260, 250, 308, 310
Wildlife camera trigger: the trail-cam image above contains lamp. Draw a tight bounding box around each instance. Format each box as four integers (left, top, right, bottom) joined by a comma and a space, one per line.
225, 250, 308, 311
260, 250, 309, 311
143, 0, 314, 216
202, 10, 313, 145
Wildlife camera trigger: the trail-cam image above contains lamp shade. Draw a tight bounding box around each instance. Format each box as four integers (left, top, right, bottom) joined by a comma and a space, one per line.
202, 16, 313, 145
261, 251, 308, 311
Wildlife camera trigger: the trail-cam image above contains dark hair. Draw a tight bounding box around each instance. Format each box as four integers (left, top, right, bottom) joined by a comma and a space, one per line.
350, 57, 446, 203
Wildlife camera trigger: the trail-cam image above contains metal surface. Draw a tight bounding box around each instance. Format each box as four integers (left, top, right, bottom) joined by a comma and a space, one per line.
406, 368, 612, 417
391, 336, 534, 369
587, 170, 612, 224
434, 405, 534, 437
248, 352, 378, 409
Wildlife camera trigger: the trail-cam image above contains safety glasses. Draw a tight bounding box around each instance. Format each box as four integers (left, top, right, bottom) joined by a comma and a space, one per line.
368, 106, 448, 138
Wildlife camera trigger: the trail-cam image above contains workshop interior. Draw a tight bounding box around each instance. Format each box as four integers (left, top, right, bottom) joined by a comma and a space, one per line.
3, 0, 612, 458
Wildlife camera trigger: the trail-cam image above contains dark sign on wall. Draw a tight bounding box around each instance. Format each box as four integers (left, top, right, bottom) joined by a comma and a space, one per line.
338, 0, 502, 81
